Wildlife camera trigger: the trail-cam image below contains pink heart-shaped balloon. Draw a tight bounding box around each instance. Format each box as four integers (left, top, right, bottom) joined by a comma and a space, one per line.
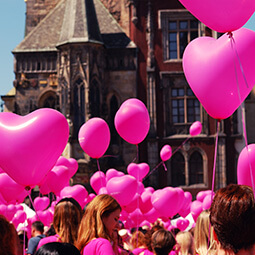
127, 163, 150, 181
60, 184, 88, 209
106, 168, 124, 182
151, 187, 181, 218
0, 108, 69, 187
55, 156, 78, 178
176, 218, 190, 231
90, 171, 106, 194
183, 28, 255, 120
106, 175, 138, 206
178, 0, 255, 33
34, 196, 50, 211
36, 210, 53, 227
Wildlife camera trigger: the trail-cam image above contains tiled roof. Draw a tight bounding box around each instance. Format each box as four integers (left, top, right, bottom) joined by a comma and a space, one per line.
13, 0, 135, 53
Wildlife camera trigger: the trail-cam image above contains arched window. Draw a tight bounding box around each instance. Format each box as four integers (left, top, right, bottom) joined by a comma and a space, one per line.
189, 151, 203, 184
73, 78, 85, 138
171, 152, 185, 186
90, 79, 100, 117
39, 91, 58, 110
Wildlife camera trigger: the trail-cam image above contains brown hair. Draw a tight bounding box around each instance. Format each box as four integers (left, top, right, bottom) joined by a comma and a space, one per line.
210, 184, 255, 254
144, 224, 164, 251
53, 198, 83, 244
152, 229, 176, 255
130, 230, 146, 249
0, 215, 18, 255
75, 194, 121, 251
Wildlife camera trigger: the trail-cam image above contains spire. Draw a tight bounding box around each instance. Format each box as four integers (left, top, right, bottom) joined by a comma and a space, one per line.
57, 0, 103, 46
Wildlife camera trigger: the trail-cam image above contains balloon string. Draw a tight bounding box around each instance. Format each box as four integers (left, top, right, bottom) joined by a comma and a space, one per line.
143, 137, 190, 181
97, 159, 104, 193
230, 35, 255, 192
23, 229, 26, 255
229, 33, 249, 88
26, 189, 41, 222
171, 137, 190, 157
207, 120, 220, 255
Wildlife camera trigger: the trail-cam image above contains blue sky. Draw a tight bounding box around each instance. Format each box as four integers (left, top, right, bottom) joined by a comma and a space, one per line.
0, 1, 255, 97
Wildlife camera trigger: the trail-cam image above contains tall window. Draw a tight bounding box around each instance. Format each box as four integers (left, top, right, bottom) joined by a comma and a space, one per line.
169, 150, 205, 187
159, 10, 201, 61
171, 152, 185, 186
189, 151, 203, 184
73, 78, 85, 138
171, 87, 200, 124
168, 19, 198, 59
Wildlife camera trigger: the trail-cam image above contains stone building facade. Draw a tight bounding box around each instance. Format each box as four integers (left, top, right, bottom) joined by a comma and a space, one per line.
2, 0, 252, 195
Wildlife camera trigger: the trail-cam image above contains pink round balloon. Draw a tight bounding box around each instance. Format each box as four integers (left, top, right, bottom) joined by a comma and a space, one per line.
114, 98, 150, 144
160, 145, 172, 162
0, 108, 69, 188
90, 171, 106, 194
106, 175, 138, 206
237, 144, 255, 187
178, 0, 255, 33
78, 118, 110, 159
189, 121, 202, 136
183, 28, 255, 120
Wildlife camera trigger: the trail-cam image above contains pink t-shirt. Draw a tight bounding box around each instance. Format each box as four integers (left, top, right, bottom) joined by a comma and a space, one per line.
37, 234, 61, 250
82, 238, 115, 255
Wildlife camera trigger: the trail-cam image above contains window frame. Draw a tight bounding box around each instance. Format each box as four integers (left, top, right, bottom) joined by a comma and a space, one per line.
168, 148, 208, 188
159, 9, 202, 62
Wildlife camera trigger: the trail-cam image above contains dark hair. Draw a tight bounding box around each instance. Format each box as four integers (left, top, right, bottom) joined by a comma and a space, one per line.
210, 184, 255, 254
34, 242, 80, 255
57, 197, 82, 212
32, 221, 44, 233
144, 224, 164, 251
152, 229, 176, 255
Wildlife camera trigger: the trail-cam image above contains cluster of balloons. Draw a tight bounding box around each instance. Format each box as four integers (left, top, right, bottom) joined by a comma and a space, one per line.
0, 99, 205, 235
180, 0, 255, 120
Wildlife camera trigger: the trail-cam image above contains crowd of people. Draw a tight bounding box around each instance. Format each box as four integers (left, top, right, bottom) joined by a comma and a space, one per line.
0, 184, 255, 255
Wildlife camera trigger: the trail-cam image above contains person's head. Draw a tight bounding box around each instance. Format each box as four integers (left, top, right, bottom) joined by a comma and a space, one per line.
31, 221, 44, 237
144, 224, 164, 252
130, 230, 146, 249
152, 229, 176, 255
53, 197, 83, 244
210, 184, 255, 254
194, 210, 216, 255
175, 231, 194, 255
0, 215, 18, 255
75, 194, 121, 251
34, 242, 80, 255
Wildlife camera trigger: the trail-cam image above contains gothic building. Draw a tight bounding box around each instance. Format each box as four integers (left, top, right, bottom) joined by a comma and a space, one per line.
2, 0, 251, 195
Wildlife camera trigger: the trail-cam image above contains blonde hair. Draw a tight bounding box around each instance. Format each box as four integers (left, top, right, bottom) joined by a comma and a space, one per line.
53, 198, 83, 244
194, 210, 216, 255
75, 194, 121, 251
176, 231, 194, 255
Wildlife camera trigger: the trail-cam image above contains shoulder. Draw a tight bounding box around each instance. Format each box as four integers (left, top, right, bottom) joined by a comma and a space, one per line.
83, 238, 115, 255
37, 235, 59, 249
